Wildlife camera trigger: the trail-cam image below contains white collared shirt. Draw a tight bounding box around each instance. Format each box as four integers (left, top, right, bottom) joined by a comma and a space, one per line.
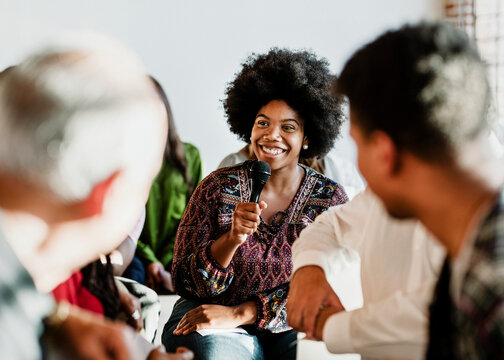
292, 188, 445, 359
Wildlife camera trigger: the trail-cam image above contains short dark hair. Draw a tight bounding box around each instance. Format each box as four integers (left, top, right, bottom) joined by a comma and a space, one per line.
224, 48, 345, 159
339, 22, 490, 161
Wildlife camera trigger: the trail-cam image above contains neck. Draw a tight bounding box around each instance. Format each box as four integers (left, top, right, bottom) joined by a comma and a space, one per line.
407, 164, 498, 258
264, 162, 304, 194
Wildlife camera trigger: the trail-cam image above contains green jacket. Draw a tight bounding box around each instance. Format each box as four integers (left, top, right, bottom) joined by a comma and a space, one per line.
136, 143, 202, 267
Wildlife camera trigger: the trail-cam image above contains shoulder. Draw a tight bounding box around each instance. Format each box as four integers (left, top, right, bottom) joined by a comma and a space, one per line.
473, 190, 504, 257
183, 142, 199, 152
183, 142, 201, 160
198, 161, 250, 194
218, 152, 248, 169
304, 165, 348, 206
462, 192, 504, 311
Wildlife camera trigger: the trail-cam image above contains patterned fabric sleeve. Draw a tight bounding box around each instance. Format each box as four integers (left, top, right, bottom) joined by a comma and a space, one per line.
331, 183, 349, 206
253, 283, 290, 333
172, 173, 235, 299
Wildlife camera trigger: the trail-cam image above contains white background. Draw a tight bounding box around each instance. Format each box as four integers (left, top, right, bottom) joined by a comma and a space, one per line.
0, 0, 442, 175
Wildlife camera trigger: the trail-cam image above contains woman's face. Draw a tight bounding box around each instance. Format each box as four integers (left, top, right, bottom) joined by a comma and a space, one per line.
251, 100, 306, 172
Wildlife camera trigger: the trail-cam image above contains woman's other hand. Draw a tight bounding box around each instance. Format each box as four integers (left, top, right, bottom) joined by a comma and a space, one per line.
229, 201, 267, 244
172, 301, 257, 336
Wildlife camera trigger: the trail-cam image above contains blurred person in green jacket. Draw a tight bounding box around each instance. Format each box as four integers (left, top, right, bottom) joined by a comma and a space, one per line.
125, 77, 202, 293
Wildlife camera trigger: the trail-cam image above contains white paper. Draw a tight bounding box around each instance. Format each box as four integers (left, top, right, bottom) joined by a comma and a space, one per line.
197, 327, 248, 336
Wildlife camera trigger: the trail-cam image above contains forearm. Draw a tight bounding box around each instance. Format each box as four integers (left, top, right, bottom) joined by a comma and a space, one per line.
174, 239, 235, 298
111, 237, 137, 276
135, 242, 160, 265
210, 231, 241, 268
292, 211, 362, 311
233, 301, 257, 326
322, 283, 434, 359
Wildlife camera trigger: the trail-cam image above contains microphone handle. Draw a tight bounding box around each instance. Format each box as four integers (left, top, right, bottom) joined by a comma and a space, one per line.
250, 180, 267, 203
250, 192, 260, 203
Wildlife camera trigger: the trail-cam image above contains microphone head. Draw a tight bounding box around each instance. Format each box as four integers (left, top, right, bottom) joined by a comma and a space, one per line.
249, 161, 271, 203
250, 161, 271, 184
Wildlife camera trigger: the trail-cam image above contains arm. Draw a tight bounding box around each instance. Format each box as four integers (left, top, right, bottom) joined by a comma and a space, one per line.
43, 303, 131, 360
111, 208, 145, 276
319, 281, 436, 360
291, 188, 441, 358
292, 190, 367, 309
186, 143, 203, 187
288, 189, 370, 336
111, 237, 137, 276
174, 171, 266, 299
171, 282, 291, 336
253, 283, 291, 333
173, 174, 235, 299
173, 300, 257, 335
115, 279, 143, 331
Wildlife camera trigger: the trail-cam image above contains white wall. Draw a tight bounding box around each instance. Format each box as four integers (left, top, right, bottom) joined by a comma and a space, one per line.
0, 0, 442, 175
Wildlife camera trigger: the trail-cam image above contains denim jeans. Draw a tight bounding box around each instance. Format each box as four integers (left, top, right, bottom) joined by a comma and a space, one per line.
162, 298, 297, 360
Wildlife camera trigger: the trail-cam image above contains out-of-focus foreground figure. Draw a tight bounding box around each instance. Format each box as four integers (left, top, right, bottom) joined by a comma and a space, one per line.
338, 22, 504, 359
0, 34, 193, 359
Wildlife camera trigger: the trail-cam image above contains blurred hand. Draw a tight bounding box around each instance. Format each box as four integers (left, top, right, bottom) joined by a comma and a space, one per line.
146, 261, 165, 290
173, 302, 256, 336
313, 306, 341, 341
48, 304, 130, 360
147, 346, 194, 360
117, 280, 143, 331
158, 268, 175, 292
287, 266, 344, 339
229, 201, 267, 244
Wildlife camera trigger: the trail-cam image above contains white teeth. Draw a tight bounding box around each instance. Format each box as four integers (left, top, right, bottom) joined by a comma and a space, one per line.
262, 146, 284, 155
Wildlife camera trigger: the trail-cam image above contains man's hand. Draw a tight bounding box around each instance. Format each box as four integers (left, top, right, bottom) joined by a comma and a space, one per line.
173, 301, 257, 336
313, 306, 340, 341
287, 266, 344, 339
46, 304, 131, 360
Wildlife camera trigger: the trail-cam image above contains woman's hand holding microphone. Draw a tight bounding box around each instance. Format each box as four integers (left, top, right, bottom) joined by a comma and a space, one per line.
211, 201, 267, 268
228, 201, 267, 245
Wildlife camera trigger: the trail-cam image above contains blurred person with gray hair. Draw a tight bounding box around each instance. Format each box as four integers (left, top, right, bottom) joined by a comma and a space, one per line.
0, 34, 192, 359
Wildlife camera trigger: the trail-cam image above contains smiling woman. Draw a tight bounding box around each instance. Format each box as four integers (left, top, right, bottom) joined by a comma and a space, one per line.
162, 48, 349, 360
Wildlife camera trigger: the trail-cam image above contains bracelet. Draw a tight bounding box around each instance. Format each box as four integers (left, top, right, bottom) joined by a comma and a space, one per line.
44, 302, 71, 328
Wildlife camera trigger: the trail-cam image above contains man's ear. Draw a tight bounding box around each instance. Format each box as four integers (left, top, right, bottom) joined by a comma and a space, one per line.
370, 130, 401, 176
78, 171, 121, 218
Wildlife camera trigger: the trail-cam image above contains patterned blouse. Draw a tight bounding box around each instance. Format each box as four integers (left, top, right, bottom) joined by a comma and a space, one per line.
172, 161, 348, 332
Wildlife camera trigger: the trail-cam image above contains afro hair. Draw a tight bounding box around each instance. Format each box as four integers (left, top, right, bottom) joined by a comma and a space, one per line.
223, 48, 345, 159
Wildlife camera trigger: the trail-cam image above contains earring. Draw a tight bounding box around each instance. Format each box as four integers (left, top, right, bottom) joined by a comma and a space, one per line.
303, 144, 308, 150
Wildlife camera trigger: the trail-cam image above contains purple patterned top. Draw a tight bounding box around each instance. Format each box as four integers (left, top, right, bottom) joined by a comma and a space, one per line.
172, 161, 348, 332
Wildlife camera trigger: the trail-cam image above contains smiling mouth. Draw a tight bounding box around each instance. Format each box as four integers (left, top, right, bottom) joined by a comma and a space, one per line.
260, 145, 286, 155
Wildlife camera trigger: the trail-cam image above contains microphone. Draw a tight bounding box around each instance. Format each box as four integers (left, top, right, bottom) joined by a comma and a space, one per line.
249, 161, 271, 203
